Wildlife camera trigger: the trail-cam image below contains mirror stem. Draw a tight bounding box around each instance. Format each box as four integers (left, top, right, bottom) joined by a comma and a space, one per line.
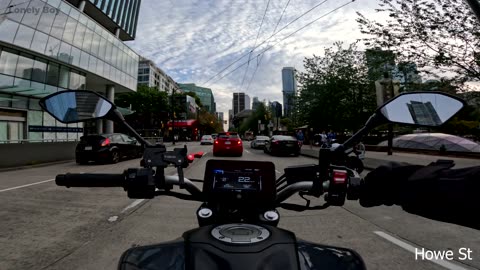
342, 113, 385, 150
108, 109, 153, 147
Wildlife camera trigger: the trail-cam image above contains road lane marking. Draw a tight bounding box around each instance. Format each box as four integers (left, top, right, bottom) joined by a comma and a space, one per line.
108, 216, 118, 222
373, 231, 468, 270
245, 150, 251, 154
0, 178, 55, 193
121, 199, 144, 213
275, 170, 282, 174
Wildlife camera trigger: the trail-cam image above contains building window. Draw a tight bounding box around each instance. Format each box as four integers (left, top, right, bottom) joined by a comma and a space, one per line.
30, 30, 49, 54
13, 24, 35, 49
0, 49, 19, 76
15, 54, 34, 80
46, 62, 59, 86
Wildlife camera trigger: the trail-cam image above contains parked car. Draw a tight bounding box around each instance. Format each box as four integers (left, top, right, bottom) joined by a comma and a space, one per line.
76, 133, 143, 164
213, 132, 243, 157
211, 133, 218, 139
250, 136, 270, 149
200, 135, 214, 145
264, 135, 301, 156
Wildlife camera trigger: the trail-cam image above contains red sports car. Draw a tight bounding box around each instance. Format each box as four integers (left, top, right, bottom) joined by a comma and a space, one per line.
213, 132, 243, 157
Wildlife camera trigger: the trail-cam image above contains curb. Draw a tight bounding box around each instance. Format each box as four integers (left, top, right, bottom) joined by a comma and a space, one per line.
0, 159, 75, 172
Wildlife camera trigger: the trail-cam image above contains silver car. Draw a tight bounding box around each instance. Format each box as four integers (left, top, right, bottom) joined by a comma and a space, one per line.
250, 136, 270, 149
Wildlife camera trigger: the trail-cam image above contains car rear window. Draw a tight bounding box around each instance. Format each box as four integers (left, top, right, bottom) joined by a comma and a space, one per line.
256, 136, 269, 140
273, 135, 297, 141
218, 133, 239, 139
202, 135, 212, 139
80, 135, 106, 143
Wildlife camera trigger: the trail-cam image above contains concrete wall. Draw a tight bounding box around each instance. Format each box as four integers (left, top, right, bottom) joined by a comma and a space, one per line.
0, 142, 77, 168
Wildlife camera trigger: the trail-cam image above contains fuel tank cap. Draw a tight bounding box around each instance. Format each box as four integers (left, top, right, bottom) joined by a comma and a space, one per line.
211, 224, 270, 244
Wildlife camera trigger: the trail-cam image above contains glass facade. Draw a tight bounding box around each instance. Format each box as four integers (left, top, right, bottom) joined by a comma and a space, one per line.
0, 0, 140, 143
0, 0, 139, 90
91, 0, 141, 39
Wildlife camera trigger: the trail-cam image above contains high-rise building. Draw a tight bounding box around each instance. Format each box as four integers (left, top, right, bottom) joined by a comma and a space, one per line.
138, 56, 179, 94
407, 101, 442, 126
178, 83, 216, 114
0, 0, 141, 143
228, 109, 234, 129
216, 112, 224, 123
252, 97, 263, 111
232, 93, 250, 116
282, 67, 297, 117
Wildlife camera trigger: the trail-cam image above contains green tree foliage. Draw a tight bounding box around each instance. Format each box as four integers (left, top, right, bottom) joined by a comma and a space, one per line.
357, 0, 480, 87
198, 109, 223, 134
239, 103, 270, 135
115, 85, 169, 130
297, 42, 377, 132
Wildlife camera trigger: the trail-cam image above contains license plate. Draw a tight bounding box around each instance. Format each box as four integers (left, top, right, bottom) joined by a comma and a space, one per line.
84, 146, 92, 150
224, 141, 231, 145
286, 143, 294, 147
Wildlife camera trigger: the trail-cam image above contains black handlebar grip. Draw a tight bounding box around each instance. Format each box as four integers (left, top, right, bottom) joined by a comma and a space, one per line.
56, 173, 125, 187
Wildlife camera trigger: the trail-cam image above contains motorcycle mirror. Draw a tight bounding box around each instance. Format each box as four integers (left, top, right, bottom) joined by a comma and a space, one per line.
39, 90, 114, 124
187, 154, 195, 163
377, 92, 465, 127
194, 152, 204, 158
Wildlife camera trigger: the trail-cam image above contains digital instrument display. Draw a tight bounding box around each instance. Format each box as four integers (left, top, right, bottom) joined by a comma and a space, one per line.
203, 160, 276, 205
212, 169, 261, 192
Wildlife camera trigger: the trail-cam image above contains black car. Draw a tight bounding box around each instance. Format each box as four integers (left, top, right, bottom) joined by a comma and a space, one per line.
76, 133, 143, 164
264, 135, 301, 156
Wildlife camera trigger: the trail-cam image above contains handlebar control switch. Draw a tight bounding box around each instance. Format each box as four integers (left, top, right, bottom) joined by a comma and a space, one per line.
198, 208, 213, 219
125, 168, 156, 199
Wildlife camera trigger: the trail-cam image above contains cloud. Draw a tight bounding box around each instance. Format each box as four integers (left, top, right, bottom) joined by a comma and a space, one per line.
127, 0, 386, 129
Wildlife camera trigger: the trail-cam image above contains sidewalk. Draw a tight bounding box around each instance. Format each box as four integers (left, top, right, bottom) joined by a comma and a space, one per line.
300, 147, 479, 169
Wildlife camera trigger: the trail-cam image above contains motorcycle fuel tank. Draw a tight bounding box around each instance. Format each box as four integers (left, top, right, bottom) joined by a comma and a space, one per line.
118, 224, 366, 270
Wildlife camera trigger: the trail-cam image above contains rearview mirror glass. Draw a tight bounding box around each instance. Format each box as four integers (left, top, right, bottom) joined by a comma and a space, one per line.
379, 92, 465, 126
39, 90, 114, 123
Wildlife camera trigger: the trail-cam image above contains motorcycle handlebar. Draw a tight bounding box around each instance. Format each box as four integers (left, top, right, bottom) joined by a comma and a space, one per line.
56, 173, 125, 187
164, 175, 203, 197
275, 182, 314, 203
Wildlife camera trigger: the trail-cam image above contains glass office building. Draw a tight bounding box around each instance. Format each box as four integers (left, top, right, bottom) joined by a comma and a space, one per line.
0, 0, 140, 143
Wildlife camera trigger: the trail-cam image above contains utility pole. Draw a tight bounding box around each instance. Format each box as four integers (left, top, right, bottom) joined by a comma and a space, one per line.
171, 88, 176, 145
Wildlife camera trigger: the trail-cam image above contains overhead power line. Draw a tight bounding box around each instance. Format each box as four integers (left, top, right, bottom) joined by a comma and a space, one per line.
238, 0, 271, 92
246, 0, 291, 93
206, 0, 356, 86
202, 0, 330, 86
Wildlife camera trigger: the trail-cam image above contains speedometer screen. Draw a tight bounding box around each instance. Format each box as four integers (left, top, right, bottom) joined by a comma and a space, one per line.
212, 169, 262, 192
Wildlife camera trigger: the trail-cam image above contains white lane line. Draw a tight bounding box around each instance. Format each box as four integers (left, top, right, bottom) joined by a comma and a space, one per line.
374, 231, 468, 270
275, 170, 282, 174
121, 199, 145, 213
0, 178, 55, 193
245, 150, 251, 154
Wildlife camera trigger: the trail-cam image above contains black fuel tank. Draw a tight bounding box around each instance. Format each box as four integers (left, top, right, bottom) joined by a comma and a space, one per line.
118, 225, 366, 270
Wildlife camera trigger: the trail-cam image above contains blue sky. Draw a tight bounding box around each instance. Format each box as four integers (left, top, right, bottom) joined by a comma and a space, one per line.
126, 0, 386, 119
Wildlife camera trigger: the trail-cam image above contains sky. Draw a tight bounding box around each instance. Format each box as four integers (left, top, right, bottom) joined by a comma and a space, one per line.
126, 0, 386, 128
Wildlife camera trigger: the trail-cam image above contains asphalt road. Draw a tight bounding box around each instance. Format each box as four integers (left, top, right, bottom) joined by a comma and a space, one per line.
0, 142, 478, 270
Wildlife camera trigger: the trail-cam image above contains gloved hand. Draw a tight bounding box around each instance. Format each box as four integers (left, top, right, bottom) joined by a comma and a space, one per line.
359, 161, 422, 207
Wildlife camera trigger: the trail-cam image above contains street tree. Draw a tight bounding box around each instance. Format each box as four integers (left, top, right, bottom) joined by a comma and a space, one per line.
115, 85, 169, 132
357, 0, 480, 88
297, 42, 377, 132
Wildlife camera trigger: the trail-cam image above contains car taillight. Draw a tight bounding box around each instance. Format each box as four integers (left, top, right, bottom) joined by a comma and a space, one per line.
215, 140, 219, 144
273, 140, 279, 145
237, 140, 242, 145
332, 169, 348, 183
101, 138, 110, 147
